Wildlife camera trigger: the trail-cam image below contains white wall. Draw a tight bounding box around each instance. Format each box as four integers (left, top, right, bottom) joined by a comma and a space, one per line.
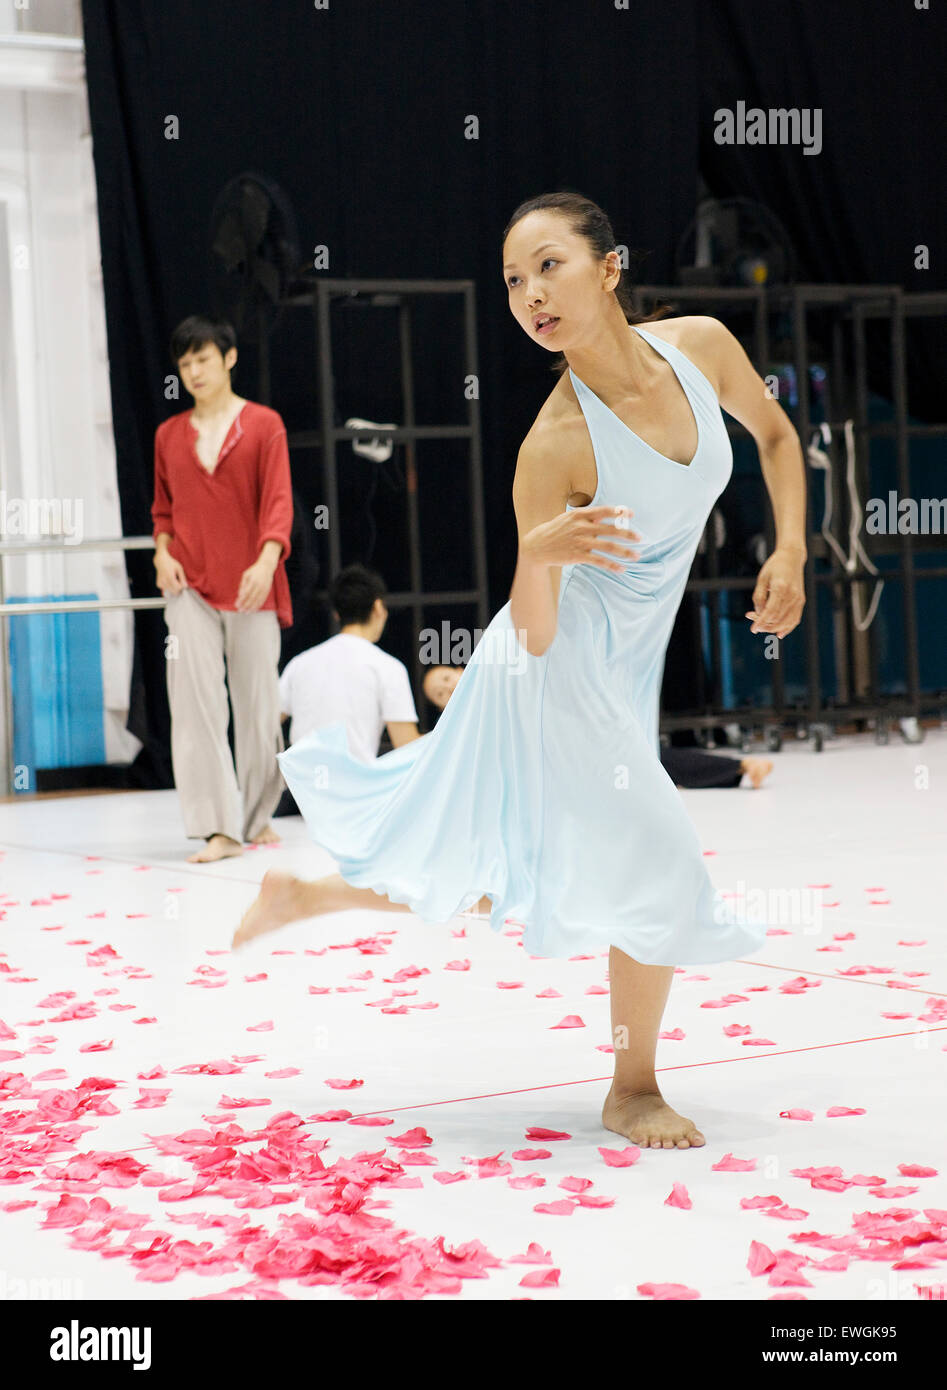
0, 0, 142, 776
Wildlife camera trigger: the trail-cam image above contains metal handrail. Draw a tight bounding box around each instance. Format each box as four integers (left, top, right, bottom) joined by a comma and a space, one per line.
0, 536, 155, 553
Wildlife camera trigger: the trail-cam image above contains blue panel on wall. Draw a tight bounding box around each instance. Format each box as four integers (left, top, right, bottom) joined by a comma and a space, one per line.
7, 595, 106, 791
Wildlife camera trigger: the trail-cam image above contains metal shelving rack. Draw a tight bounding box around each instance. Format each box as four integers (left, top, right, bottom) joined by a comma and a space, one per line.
261, 277, 490, 732
847, 290, 947, 743
630, 283, 947, 751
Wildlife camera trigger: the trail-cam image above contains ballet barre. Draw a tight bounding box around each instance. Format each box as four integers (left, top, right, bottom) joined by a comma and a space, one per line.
0, 534, 165, 797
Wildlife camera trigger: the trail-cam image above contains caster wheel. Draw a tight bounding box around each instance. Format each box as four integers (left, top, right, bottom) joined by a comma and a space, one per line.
740, 731, 753, 754
766, 728, 783, 753
811, 727, 824, 752
875, 721, 889, 746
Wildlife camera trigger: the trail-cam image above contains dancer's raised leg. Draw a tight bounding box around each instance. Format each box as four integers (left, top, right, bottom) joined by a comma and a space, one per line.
233, 871, 493, 950
602, 946, 706, 1149
232, 870, 412, 949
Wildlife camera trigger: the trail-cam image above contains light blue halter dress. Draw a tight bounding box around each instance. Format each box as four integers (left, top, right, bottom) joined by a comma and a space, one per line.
277, 325, 768, 965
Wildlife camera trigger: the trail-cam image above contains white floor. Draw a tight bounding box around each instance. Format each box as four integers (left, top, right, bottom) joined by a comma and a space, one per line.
1, 728, 945, 1302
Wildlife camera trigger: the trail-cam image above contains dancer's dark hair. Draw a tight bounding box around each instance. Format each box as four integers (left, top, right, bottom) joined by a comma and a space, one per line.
330, 563, 388, 626
502, 191, 673, 374
169, 314, 237, 367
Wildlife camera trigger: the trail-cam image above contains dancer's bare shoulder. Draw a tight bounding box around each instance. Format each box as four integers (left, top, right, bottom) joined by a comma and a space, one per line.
648, 314, 794, 447
637, 315, 725, 396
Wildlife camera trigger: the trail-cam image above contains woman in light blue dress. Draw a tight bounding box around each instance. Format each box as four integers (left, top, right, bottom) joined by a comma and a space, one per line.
234, 192, 808, 1150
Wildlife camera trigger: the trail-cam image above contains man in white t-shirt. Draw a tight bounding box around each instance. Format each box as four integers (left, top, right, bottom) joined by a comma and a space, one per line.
275, 565, 421, 813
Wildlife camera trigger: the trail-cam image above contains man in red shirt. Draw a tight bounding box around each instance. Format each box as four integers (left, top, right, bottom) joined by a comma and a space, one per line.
151, 315, 294, 862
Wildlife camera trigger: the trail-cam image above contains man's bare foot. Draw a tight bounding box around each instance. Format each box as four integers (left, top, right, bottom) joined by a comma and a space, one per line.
249, 824, 281, 845
232, 868, 330, 950
188, 834, 243, 864
602, 1084, 705, 1149
740, 757, 774, 789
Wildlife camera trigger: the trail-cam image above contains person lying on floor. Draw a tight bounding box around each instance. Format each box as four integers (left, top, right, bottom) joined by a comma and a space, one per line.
420, 664, 774, 790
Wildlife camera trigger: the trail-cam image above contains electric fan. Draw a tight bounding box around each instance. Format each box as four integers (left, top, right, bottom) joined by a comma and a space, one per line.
208, 172, 307, 343
675, 195, 799, 287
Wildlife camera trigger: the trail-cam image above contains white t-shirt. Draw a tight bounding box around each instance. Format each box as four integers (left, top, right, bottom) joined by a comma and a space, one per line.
278, 633, 418, 763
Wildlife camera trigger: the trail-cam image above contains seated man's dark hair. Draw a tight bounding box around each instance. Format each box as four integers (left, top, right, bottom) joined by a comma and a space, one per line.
329, 563, 388, 626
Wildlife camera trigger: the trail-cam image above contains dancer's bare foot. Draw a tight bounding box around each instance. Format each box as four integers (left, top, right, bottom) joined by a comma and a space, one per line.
249, 824, 280, 846
602, 1084, 705, 1149
232, 868, 330, 950
460, 893, 493, 916
740, 756, 774, 789
188, 834, 243, 863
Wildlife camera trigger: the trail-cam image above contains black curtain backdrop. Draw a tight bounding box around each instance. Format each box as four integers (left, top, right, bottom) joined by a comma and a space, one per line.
700, 2, 947, 419
80, 0, 946, 786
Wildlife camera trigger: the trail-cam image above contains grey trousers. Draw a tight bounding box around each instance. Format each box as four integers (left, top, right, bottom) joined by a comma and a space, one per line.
163, 586, 285, 842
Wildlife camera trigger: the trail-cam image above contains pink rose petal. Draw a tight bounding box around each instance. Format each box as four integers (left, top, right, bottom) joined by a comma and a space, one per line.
507, 1243, 553, 1265
712, 1153, 757, 1172
598, 1145, 642, 1167
637, 1281, 700, 1300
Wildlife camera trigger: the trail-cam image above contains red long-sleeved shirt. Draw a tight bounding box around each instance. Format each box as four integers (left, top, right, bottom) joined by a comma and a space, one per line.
151, 400, 294, 628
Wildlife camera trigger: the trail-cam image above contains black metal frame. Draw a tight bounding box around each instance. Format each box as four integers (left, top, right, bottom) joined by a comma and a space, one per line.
262, 278, 490, 732
631, 284, 947, 750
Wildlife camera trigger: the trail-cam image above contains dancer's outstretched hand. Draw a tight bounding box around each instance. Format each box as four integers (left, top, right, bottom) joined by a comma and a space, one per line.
524, 505, 642, 575
745, 547, 806, 639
